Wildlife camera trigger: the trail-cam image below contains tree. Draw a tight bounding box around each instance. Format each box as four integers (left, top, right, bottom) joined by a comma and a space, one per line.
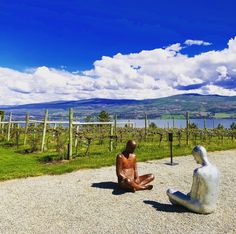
188, 122, 198, 129
0, 110, 5, 120
230, 122, 236, 130
216, 123, 224, 130
98, 110, 110, 122
85, 115, 93, 122
149, 122, 157, 129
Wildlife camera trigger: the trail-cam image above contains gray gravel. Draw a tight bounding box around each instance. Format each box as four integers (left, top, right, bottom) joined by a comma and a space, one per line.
0, 149, 236, 234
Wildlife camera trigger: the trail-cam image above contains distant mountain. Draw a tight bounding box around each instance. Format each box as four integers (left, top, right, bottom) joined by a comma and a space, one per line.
1, 94, 236, 119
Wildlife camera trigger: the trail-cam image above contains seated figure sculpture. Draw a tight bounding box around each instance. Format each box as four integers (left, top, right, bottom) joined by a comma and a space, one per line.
166, 145, 219, 214
116, 140, 154, 192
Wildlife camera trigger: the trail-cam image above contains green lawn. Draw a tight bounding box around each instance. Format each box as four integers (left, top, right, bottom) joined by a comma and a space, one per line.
160, 114, 185, 119
0, 138, 235, 181
214, 113, 232, 118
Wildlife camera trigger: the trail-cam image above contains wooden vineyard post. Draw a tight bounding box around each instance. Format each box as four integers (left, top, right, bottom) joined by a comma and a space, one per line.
204, 115, 206, 129
41, 110, 48, 152
53, 123, 57, 130
1, 113, 5, 134
202, 114, 206, 142
128, 119, 131, 127
114, 114, 117, 136
16, 123, 20, 148
0, 115, 2, 132
74, 125, 79, 147
24, 112, 29, 145
144, 113, 148, 141
68, 108, 73, 160
172, 117, 175, 128
109, 124, 114, 151
7, 112, 12, 141
1, 122, 4, 134
186, 112, 189, 145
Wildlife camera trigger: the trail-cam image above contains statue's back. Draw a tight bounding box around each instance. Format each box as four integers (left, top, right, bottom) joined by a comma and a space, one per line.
197, 164, 219, 209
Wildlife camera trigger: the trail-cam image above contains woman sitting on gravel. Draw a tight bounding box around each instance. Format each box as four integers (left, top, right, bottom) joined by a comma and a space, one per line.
167, 145, 220, 214
116, 140, 155, 192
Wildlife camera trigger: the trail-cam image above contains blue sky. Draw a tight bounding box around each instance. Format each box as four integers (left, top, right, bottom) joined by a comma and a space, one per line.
1, 0, 235, 71
0, 0, 236, 104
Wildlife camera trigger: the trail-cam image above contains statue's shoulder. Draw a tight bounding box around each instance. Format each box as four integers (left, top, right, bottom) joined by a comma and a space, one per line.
117, 153, 124, 159
193, 167, 205, 177
195, 165, 219, 178
129, 153, 137, 159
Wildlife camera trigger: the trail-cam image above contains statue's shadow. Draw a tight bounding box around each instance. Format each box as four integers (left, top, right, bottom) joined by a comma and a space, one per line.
91, 181, 130, 195
143, 200, 189, 213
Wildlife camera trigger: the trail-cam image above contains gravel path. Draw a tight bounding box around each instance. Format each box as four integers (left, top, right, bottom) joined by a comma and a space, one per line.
0, 149, 236, 234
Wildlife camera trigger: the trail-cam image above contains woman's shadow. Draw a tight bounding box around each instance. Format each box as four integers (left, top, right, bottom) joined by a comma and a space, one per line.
143, 200, 189, 213
91, 181, 130, 195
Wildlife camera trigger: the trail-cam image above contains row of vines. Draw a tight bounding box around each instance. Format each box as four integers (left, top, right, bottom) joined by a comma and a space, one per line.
0, 114, 236, 161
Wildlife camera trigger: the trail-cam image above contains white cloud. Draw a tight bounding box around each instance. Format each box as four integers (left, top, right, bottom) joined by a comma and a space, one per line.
184, 39, 212, 46
0, 37, 236, 105
216, 66, 228, 81
198, 84, 236, 96
165, 43, 182, 52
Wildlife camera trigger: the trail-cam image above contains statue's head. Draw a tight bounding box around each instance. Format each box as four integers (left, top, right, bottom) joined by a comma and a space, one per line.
192, 145, 207, 165
126, 140, 137, 153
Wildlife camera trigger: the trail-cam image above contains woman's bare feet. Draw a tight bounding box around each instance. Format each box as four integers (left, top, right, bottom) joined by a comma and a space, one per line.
145, 185, 153, 190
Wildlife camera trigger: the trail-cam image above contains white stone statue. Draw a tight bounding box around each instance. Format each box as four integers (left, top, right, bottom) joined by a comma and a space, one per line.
166, 145, 220, 214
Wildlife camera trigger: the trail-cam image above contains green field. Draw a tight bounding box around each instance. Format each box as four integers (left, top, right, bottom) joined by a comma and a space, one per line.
0, 116, 235, 181
160, 114, 185, 119
214, 113, 233, 119
0, 133, 235, 181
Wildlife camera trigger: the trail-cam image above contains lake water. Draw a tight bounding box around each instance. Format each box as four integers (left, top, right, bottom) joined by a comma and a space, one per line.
118, 119, 236, 129
10, 117, 235, 129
